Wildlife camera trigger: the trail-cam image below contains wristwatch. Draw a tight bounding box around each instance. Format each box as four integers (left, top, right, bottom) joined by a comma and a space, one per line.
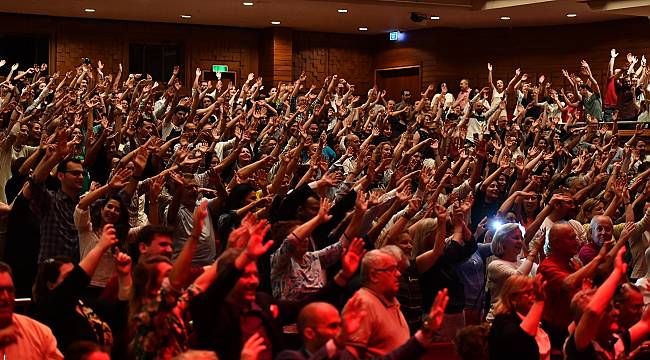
421, 314, 435, 337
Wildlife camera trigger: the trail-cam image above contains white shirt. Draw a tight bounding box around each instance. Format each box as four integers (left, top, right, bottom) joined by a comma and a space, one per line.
0, 314, 63, 360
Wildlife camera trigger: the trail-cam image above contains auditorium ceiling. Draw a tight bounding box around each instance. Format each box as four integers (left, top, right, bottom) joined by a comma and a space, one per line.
0, 0, 647, 33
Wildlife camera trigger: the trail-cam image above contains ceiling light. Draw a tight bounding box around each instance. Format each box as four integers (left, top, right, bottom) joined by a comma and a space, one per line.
242, 2, 254, 6
338, 9, 348, 13
566, 13, 577, 18
359, 27, 368, 31
430, 16, 440, 20
84, 8, 96, 13
180, 15, 192, 19
271, 21, 281, 25
500, 16, 511, 20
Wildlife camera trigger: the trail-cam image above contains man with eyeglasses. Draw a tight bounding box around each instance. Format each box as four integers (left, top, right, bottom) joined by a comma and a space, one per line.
0, 262, 63, 359
24, 137, 84, 263
341, 246, 410, 358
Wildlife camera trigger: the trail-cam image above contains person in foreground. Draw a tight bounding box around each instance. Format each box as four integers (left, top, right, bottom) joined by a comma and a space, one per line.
276, 288, 450, 360
0, 261, 63, 359
565, 248, 650, 359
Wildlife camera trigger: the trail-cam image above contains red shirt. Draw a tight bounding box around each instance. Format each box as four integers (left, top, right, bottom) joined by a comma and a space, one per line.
604, 76, 618, 108
538, 256, 579, 330
578, 242, 599, 265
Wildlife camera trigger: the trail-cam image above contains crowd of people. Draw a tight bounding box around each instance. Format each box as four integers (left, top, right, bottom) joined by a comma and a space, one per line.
0, 47, 649, 359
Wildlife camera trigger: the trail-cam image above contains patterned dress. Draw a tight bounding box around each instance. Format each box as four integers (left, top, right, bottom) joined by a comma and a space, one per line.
130, 279, 202, 360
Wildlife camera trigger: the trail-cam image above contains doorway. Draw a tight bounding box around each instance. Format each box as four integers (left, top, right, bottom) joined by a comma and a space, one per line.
375, 65, 421, 102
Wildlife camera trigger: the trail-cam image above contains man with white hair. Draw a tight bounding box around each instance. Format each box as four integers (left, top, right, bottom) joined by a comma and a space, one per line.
578, 215, 614, 264
341, 246, 410, 358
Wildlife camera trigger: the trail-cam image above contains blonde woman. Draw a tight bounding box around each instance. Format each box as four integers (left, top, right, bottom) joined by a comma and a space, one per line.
488, 274, 550, 360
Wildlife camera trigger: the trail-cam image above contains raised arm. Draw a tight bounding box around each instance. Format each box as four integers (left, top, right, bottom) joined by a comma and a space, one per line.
574, 248, 626, 351
77, 168, 132, 211
581, 60, 600, 95
487, 63, 495, 90
79, 224, 119, 277
168, 200, 208, 290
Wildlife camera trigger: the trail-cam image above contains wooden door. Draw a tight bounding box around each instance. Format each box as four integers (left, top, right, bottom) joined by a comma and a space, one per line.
375, 66, 421, 102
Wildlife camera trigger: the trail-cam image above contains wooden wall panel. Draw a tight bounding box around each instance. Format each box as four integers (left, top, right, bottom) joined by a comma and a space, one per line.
374, 18, 650, 96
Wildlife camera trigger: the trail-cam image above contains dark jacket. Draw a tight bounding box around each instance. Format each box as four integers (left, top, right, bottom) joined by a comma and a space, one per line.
488, 310, 539, 360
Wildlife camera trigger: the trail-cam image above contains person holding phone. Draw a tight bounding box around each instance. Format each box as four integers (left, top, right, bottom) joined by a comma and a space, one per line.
73, 167, 136, 295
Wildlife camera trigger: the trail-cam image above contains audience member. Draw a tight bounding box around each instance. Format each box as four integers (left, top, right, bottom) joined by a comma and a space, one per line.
0, 47, 648, 359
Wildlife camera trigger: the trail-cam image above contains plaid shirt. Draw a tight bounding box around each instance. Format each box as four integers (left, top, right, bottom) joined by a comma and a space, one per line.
29, 180, 80, 263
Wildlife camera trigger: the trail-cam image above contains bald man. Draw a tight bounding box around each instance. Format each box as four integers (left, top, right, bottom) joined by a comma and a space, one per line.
276, 301, 434, 360
538, 223, 605, 352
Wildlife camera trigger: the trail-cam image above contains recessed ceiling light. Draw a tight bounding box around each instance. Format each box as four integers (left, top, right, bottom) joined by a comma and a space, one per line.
566, 13, 577, 17
242, 2, 254, 6
359, 27, 368, 31
338, 9, 348, 13
84, 8, 96, 13
430, 16, 440, 20
180, 15, 192, 19
271, 21, 281, 25
500, 16, 511, 20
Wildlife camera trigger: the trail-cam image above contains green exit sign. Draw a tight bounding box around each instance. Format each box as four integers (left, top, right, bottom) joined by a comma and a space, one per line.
212, 65, 229, 72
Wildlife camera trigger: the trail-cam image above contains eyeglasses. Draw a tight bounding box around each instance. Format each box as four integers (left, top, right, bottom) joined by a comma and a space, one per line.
374, 265, 399, 275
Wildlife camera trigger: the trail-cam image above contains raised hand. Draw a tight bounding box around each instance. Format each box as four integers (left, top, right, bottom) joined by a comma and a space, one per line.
99, 224, 119, 250
108, 167, 133, 190
320, 171, 344, 187
149, 175, 166, 200
316, 197, 333, 223
240, 333, 266, 360
341, 238, 366, 279
0, 60, 5, 68
244, 220, 274, 261
424, 288, 449, 332
191, 200, 209, 239
114, 248, 132, 277
11, 63, 19, 71
619, 222, 636, 242
355, 189, 368, 213
406, 197, 422, 218
487, 63, 493, 72
434, 204, 447, 223
611, 49, 619, 58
